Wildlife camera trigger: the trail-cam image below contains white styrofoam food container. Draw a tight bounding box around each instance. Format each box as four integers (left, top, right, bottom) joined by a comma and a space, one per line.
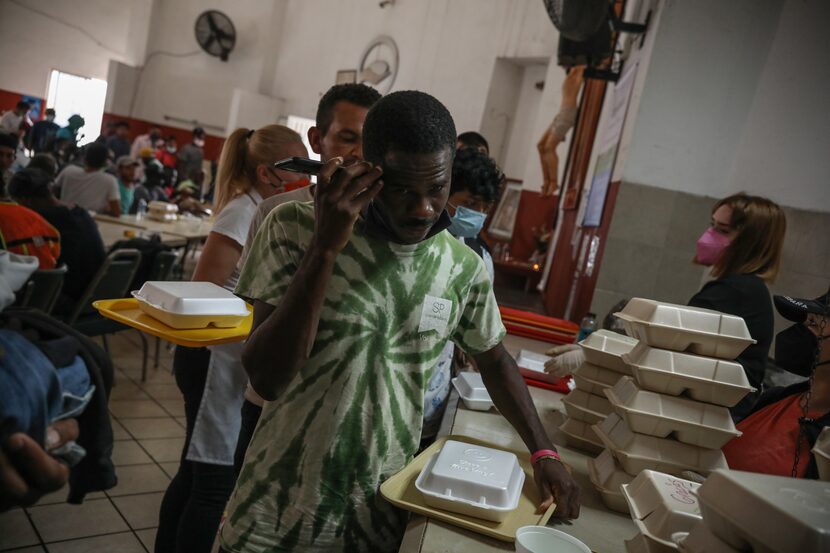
812, 426, 830, 481
586, 448, 633, 514
516, 526, 591, 553
614, 299, 755, 359
148, 201, 178, 212
559, 418, 604, 454
451, 372, 493, 411
604, 378, 741, 450
415, 440, 524, 522
698, 469, 830, 553
562, 388, 614, 425
515, 349, 561, 384
132, 281, 249, 329
592, 414, 729, 476
573, 362, 625, 396
580, 329, 638, 374
678, 522, 741, 553
621, 470, 701, 551
623, 344, 754, 407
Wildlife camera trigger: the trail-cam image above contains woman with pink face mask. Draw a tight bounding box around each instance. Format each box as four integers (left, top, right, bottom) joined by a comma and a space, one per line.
689, 193, 786, 420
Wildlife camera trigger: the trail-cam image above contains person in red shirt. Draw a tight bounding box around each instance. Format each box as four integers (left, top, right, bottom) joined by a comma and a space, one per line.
723, 289, 830, 478
155, 135, 178, 169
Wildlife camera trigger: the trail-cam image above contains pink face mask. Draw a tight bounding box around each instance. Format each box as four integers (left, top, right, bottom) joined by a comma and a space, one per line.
696, 227, 731, 265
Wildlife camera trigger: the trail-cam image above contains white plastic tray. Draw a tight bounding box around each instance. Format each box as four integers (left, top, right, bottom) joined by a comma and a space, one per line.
678, 522, 741, 553
813, 426, 830, 481
615, 299, 755, 359
415, 439, 524, 522
580, 330, 638, 374
621, 470, 701, 551
605, 378, 741, 449
132, 281, 249, 329
697, 469, 830, 553
586, 449, 633, 514
451, 372, 493, 411
592, 414, 729, 477
562, 388, 613, 425
623, 344, 754, 407
573, 362, 624, 396
559, 418, 603, 454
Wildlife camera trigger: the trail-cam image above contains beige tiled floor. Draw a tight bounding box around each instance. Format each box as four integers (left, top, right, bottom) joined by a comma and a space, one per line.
0, 331, 183, 552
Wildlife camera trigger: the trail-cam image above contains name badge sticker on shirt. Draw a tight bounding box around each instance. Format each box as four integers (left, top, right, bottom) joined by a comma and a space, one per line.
419, 295, 453, 335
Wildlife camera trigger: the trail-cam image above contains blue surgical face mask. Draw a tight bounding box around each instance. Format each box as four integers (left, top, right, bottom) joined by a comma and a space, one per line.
448, 205, 487, 238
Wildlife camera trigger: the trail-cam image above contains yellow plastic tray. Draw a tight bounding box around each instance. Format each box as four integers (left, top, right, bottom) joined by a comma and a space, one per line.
93, 298, 252, 347
380, 435, 556, 543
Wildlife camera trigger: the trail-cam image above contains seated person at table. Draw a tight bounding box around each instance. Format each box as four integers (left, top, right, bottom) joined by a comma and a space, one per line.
8, 168, 105, 311
220, 90, 579, 553
0, 180, 60, 269
115, 156, 140, 214
55, 143, 121, 216
723, 289, 830, 478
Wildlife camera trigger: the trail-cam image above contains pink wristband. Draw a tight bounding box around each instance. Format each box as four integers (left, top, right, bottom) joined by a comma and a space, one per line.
531, 449, 561, 465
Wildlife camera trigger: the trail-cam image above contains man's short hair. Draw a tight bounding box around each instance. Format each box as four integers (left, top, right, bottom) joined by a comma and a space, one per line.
0, 131, 18, 150
85, 142, 110, 169
451, 148, 503, 204
45, 108, 56, 117
114, 121, 129, 129
28, 153, 58, 177
457, 131, 489, 153
363, 90, 457, 166
315, 84, 382, 136
8, 168, 53, 199
16, 101, 31, 111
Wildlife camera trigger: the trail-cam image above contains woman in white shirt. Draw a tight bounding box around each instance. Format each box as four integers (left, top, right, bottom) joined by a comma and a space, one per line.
156, 125, 307, 553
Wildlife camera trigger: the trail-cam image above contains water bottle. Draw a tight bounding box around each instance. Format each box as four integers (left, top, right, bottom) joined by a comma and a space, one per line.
577, 312, 598, 342
137, 199, 148, 219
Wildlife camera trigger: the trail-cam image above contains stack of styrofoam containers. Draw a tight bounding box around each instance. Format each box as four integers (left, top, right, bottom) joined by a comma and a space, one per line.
588, 298, 756, 550
681, 469, 830, 553
556, 330, 638, 513
559, 330, 638, 457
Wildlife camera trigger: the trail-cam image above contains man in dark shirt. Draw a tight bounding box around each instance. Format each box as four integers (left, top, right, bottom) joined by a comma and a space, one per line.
28, 108, 60, 153
8, 168, 106, 314
105, 121, 131, 159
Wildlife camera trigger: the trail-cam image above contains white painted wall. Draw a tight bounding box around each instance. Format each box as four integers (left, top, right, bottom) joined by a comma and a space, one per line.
726, 0, 830, 212
621, 0, 829, 212
0, 0, 151, 97
127, 0, 285, 132
264, 0, 557, 135
502, 63, 547, 182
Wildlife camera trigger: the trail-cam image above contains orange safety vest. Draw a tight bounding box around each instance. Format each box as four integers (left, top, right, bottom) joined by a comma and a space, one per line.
0, 201, 61, 269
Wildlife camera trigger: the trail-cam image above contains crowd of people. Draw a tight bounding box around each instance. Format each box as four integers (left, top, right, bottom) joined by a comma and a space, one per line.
0, 82, 827, 553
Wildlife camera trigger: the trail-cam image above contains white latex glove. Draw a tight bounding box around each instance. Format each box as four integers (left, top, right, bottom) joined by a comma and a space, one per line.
543, 344, 586, 377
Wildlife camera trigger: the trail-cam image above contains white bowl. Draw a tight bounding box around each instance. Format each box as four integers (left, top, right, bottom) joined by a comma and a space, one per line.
515, 526, 591, 553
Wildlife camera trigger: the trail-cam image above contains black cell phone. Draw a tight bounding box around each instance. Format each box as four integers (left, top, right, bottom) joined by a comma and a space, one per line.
273, 156, 324, 175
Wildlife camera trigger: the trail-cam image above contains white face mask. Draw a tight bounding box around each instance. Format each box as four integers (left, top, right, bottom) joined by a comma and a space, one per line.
166, 146, 176, 153
193, 137, 205, 148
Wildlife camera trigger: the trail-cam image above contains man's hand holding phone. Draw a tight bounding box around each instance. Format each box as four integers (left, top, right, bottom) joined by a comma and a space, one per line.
311, 158, 384, 255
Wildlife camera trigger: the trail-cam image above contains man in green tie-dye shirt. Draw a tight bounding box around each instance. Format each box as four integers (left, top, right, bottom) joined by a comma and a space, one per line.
221, 91, 580, 553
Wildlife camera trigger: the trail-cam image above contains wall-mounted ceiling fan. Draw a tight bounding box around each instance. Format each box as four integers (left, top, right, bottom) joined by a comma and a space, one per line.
194, 10, 236, 62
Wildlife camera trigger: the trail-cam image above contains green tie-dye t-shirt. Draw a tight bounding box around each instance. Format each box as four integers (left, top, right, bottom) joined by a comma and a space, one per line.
221, 201, 505, 553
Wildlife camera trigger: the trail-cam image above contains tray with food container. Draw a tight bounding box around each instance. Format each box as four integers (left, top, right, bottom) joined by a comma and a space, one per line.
379, 435, 556, 542
93, 281, 252, 347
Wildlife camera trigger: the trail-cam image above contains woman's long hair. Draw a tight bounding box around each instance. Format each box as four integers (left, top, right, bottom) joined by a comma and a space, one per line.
712, 193, 786, 283
213, 124, 302, 213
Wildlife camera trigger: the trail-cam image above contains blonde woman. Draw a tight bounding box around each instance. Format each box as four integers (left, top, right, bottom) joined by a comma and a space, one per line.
689, 193, 786, 420
156, 125, 307, 553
